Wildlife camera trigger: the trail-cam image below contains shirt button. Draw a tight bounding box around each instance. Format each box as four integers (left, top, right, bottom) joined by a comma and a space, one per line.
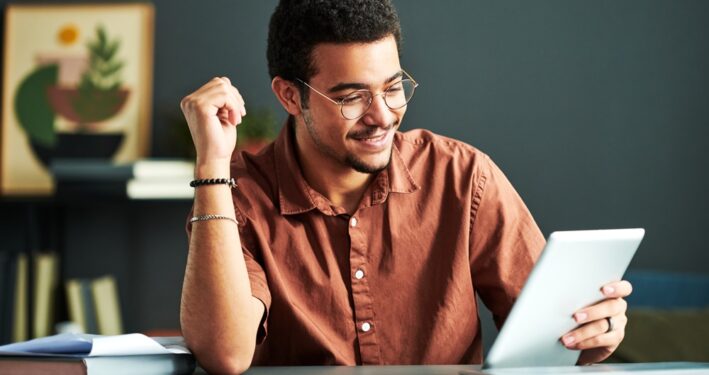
354, 269, 365, 280
349, 217, 358, 228
361, 322, 371, 332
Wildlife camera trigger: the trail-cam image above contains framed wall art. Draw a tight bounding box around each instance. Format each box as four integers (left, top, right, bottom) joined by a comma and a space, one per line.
1, 3, 154, 195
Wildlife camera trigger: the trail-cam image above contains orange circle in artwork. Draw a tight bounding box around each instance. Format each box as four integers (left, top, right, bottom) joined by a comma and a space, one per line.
58, 25, 79, 45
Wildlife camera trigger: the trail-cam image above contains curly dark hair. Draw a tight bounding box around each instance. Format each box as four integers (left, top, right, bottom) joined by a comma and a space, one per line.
267, 0, 402, 106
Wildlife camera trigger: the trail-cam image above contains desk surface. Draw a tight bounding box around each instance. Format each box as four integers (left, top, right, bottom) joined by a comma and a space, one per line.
220, 362, 709, 375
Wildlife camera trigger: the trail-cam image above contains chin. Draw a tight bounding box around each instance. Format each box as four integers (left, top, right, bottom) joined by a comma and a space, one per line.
346, 151, 392, 174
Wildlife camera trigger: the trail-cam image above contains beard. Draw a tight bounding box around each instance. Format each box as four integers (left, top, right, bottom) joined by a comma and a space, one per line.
345, 149, 392, 174
302, 110, 396, 174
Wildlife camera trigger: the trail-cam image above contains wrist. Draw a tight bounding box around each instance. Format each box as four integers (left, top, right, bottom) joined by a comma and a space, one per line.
194, 158, 231, 179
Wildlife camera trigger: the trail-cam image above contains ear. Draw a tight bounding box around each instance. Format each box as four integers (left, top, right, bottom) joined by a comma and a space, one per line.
271, 77, 302, 116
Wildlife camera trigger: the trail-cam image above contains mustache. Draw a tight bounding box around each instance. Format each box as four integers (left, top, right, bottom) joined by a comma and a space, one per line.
347, 121, 398, 139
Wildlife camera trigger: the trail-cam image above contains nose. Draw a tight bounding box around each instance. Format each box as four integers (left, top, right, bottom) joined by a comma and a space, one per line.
361, 93, 398, 127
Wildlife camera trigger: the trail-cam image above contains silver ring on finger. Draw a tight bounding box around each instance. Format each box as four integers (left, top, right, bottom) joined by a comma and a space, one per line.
605, 316, 614, 333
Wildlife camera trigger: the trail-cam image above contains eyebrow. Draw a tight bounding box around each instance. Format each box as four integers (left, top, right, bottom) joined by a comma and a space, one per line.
327, 70, 404, 94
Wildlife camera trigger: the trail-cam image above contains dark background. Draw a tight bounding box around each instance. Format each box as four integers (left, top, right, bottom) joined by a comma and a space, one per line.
1, 0, 707, 343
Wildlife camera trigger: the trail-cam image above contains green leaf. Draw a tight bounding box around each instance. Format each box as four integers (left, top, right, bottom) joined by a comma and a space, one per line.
14, 64, 58, 147
104, 40, 120, 61
81, 25, 123, 92
87, 41, 100, 55
98, 61, 123, 77
97, 25, 107, 46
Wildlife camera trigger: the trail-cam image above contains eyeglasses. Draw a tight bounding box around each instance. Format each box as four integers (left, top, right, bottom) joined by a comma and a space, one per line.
296, 70, 418, 120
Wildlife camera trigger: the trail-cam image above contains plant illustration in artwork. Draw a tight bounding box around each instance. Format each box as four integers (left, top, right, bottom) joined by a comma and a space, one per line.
73, 25, 127, 127
13, 24, 131, 165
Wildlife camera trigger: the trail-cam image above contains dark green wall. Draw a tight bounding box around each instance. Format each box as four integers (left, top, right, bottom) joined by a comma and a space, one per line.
395, 1, 709, 274
153, 0, 709, 274
1, 0, 707, 334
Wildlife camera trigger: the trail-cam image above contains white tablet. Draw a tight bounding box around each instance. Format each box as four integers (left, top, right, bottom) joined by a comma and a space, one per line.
483, 228, 645, 369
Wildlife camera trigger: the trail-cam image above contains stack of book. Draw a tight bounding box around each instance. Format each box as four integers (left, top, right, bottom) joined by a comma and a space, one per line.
0, 333, 195, 374
50, 159, 195, 200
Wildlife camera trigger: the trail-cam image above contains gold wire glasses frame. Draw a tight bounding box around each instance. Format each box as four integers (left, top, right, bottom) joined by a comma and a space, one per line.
296, 70, 419, 120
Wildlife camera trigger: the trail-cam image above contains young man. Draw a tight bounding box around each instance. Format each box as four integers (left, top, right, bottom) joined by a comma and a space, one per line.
180, 1, 632, 373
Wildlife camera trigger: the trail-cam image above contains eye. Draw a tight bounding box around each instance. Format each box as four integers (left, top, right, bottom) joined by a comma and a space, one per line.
386, 81, 404, 94
340, 92, 367, 105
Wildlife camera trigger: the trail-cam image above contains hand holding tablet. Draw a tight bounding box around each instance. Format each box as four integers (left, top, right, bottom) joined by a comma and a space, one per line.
483, 228, 645, 369
563, 278, 634, 365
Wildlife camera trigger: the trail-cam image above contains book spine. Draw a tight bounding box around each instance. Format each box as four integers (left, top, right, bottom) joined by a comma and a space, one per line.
0, 251, 11, 344
81, 280, 98, 334
65, 279, 87, 334
12, 254, 28, 342
91, 276, 123, 335
33, 253, 59, 338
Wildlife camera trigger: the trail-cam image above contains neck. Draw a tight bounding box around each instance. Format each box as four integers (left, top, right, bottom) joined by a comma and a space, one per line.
293, 124, 374, 214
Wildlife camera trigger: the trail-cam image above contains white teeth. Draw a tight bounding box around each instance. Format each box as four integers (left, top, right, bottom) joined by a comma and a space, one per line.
360, 133, 385, 141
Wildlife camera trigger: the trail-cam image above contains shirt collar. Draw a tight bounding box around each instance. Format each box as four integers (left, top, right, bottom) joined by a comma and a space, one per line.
274, 118, 420, 216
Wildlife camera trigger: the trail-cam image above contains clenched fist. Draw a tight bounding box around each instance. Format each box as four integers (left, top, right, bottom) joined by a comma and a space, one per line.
180, 77, 246, 168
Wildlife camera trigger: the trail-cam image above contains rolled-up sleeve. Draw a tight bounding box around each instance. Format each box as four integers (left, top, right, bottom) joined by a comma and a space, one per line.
235, 211, 271, 344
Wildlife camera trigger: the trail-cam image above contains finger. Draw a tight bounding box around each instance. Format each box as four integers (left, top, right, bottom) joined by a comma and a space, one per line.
573, 331, 619, 351
220, 76, 242, 123
574, 297, 627, 324
217, 108, 230, 125
562, 314, 627, 348
182, 77, 244, 125
227, 86, 246, 123
201, 87, 241, 126
227, 103, 238, 126
229, 85, 247, 117
200, 76, 231, 92
601, 280, 633, 298
218, 107, 242, 126
572, 325, 625, 351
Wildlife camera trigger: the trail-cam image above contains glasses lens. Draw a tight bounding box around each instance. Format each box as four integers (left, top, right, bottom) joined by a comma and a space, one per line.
384, 79, 416, 110
339, 79, 417, 119
341, 91, 372, 120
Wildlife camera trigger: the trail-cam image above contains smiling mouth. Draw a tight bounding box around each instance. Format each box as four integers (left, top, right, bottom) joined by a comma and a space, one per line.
348, 129, 394, 153
352, 132, 388, 143
349, 125, 394, 140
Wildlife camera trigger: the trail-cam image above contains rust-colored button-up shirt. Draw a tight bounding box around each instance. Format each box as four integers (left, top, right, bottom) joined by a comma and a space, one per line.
208, 120, 544, 365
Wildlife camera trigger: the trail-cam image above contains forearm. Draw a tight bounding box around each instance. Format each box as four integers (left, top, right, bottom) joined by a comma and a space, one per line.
180, 163, 263, 373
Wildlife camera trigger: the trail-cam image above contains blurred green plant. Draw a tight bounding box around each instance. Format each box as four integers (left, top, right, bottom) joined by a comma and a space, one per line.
73, 25, 125, 127
237, 107, 277, 147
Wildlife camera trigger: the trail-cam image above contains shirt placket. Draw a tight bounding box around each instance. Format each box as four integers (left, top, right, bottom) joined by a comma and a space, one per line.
347, 211, 382, 364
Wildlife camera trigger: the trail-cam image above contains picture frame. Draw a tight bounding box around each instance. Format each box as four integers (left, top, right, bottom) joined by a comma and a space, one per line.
1, 3, 154, 195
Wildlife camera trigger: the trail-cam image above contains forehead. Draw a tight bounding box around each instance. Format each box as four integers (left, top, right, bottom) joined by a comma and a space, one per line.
310, 35, 401, 87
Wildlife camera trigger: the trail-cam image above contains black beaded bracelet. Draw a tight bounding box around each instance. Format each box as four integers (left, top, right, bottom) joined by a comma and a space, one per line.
189, 177, 237, 188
